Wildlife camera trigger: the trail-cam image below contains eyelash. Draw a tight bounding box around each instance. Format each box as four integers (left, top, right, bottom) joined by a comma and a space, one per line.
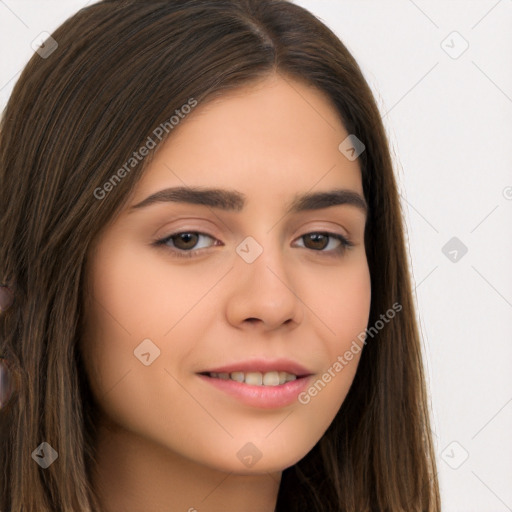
153, 230, 354, 259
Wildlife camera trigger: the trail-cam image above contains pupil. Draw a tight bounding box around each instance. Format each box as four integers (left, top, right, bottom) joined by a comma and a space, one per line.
178, 233, 196, 249
308, 233, 326, 249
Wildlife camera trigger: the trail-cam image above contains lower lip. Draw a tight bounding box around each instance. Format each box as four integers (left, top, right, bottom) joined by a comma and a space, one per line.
197, 374, 313, 409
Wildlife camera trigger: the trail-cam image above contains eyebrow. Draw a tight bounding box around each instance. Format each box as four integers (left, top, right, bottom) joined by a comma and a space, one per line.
129, 186, 368, 215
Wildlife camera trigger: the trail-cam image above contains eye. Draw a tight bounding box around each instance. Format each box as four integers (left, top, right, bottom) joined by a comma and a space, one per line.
153, 232, 219, 258
294, 232, 353, 256
153, 231, 353, 259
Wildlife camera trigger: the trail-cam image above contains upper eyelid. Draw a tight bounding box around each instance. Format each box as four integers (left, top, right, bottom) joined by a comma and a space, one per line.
157, 228, 350, 241
156, 218, 355, 239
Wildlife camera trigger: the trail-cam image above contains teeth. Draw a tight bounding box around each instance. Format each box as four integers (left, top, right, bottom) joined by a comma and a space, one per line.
245, 372, 263, 385
263, 371, 280, 386
230, 371, 245, 382
208, 370, 298, 386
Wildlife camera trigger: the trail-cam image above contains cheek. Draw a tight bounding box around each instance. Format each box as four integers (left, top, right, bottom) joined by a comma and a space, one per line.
80, 240, 216, 435
299, 259, 371, 420
88, 239, 218, 338
319, 257, 372, 352
81, 242, 155, 400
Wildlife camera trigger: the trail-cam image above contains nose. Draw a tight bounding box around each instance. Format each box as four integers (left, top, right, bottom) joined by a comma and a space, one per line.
224, 235, 304, 331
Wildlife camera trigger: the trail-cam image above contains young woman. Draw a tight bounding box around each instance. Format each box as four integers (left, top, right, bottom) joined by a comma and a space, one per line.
0, 1, 440, 510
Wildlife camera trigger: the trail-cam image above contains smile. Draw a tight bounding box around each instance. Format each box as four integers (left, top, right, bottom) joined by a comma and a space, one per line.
204, 370, 298, 386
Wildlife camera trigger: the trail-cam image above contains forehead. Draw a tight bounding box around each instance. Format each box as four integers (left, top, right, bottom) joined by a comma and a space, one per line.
128, 75, 364, 211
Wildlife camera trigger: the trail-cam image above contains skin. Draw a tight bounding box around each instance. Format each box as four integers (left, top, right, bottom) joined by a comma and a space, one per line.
80, 73, 371, 512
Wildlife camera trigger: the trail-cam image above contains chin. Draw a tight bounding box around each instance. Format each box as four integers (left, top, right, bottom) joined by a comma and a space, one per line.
196, 439, 314, 475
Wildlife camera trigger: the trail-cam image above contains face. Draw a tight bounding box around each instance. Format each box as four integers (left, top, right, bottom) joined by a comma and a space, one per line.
81, 74, 371, 475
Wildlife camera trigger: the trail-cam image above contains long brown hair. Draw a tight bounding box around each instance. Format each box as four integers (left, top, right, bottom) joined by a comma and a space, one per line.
0, 1, 440, 510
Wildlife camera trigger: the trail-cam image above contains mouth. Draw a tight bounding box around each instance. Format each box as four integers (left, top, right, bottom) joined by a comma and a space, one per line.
197, 371, 314, 409
196, 359, 314, 408
199, 370, 306, 386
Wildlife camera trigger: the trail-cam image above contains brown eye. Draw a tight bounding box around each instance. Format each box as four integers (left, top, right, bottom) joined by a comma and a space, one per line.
170, 232, 200, 250
295, 232, 353, 256
303, 233, 329, 250
155, 231, 218, 259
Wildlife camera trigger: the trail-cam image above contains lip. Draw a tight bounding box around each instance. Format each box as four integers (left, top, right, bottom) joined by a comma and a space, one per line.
197, 373, 315, 409
198, 358, 312, 377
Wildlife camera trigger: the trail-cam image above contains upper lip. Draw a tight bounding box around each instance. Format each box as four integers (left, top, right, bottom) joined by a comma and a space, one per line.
199, 358, 313, 377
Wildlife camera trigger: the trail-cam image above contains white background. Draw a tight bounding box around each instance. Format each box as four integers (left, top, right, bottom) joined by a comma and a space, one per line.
1, 1, 511, 510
